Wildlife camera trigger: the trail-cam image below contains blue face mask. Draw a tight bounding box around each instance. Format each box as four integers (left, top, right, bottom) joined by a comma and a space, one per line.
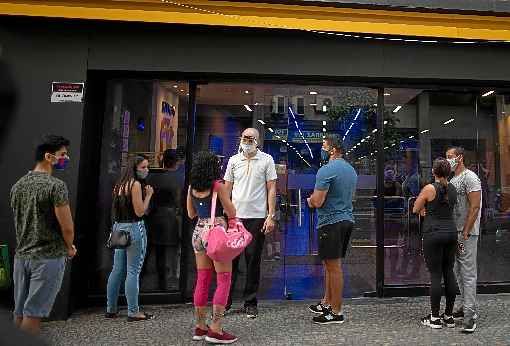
321, 148, 330, 162
51, 155, 69, 170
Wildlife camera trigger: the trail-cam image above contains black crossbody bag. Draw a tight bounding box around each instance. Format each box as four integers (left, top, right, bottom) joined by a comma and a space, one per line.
106, 224, 132, 249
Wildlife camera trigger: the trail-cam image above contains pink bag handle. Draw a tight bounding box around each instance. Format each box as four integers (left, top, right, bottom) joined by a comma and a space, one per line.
209, 180, 221, 224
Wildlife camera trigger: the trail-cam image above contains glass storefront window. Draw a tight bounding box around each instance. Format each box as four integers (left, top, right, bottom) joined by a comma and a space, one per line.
192, 83, 378, 299
383, 88, 510, 287
383, 89, 478, 285
90, 79, 510, 302
94, 80, 188, 294
478, 92, 510, 282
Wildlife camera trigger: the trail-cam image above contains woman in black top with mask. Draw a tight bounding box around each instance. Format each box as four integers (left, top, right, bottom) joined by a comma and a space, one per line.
413, 158, 458, 329
106, 155, 154, 321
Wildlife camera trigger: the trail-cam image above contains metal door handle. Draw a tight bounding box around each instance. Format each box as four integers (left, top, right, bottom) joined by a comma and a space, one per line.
298, 189, 302, 227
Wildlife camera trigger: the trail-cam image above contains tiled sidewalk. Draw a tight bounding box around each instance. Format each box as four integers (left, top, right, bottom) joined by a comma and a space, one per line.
41, 294, 510, 345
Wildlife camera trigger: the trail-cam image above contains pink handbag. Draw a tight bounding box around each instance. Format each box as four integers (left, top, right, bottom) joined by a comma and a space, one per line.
206, 181, 252, 262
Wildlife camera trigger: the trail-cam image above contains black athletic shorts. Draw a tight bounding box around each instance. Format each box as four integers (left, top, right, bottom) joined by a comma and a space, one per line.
318, 220, 354, 260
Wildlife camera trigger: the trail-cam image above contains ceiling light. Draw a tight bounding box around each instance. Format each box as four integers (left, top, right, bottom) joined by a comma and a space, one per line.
322, 135, 326, 139
310, 91, 318, 95
372, 129, 378, 133
409, 135, 415, 139
310, 103, 317, 106
420, 129, 429, 134
322, 128, 327, 132
322, 105, 327, 112
384, 92, 391, 96
393, 105, 402, 113
282, 139, 286, 143
244, 105, 253, 112
482, 90, 495, 97
443, 118, 455, 125
173, 85, 178, 88
384, 146, 389, 149
384, 120, 388, 125
258, 119, 266, 125
373, 103, 378, 106
268, 128, 274, 133
322, 121, 327, 126
180, 89, 185, 92
244, 90, 250, 94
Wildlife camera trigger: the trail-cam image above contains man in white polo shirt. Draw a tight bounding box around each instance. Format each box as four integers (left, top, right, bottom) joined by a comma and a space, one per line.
224, 128, 277, 319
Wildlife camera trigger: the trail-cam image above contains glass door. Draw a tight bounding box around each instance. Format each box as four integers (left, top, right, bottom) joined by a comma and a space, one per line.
261, 86, 379, 299
191, 82, 379, 301
93, 79, 189, 296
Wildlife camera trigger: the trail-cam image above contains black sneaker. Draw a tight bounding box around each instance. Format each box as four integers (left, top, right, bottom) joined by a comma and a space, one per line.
421, 315, 442, 329
313, 311, 345, 325
441, 314, 455, 328
462, 318, 477, 333
246, 305, 258, 319
105, 312, 118, 319
452, 309, 464, 320
308, 302, 330, 314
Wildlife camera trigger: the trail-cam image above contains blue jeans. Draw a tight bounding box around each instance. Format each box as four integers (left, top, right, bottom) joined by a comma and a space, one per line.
106, 221, 147, 316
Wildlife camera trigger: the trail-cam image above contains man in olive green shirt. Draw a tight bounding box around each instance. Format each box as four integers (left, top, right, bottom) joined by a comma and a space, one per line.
10, 135, 76, 334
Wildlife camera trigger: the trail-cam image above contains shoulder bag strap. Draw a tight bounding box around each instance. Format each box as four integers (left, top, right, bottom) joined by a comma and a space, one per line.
210, 181, 219, 224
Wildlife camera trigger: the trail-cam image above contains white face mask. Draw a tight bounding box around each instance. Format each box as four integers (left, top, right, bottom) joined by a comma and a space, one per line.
240, 143, 257, 154
447, 157, 459, 171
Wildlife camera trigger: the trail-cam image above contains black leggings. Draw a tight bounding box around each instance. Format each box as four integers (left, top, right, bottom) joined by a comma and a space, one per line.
423, 232, 458, 317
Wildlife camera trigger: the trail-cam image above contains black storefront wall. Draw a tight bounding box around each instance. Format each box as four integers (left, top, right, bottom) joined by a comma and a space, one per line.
2, 16, 510, 318
0, 19, 88, 319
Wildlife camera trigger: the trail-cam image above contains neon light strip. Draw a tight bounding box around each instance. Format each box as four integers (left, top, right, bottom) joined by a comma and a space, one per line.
288, 106, 314, 159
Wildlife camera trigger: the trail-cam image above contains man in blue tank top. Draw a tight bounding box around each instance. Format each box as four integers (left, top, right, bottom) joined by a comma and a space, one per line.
307, 137, 357, 325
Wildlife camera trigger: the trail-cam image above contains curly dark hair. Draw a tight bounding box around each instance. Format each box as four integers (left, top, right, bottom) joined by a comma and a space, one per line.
190, 151, 221, 192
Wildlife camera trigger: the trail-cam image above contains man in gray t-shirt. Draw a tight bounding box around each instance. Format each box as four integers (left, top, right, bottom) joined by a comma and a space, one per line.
10, 135, 76, 334
446, 147, 482, 333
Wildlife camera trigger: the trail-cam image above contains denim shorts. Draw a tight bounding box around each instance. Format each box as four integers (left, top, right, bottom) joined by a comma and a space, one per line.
13, 256, 66, 318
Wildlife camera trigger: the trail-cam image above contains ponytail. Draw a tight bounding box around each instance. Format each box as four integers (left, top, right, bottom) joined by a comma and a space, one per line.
432, 157, 452, 205
438, 179, 449, 204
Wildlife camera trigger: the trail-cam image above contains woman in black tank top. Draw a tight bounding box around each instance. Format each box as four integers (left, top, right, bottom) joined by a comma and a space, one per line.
413, 158, 458, 329
106, 156, 155, 322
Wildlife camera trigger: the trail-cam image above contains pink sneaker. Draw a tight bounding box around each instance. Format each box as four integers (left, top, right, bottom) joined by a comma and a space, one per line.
192, 327, 209, 341
205, 329, 238, 344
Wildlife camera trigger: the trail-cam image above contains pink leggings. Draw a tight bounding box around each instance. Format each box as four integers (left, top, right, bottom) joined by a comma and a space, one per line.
193, 268, 232, 307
